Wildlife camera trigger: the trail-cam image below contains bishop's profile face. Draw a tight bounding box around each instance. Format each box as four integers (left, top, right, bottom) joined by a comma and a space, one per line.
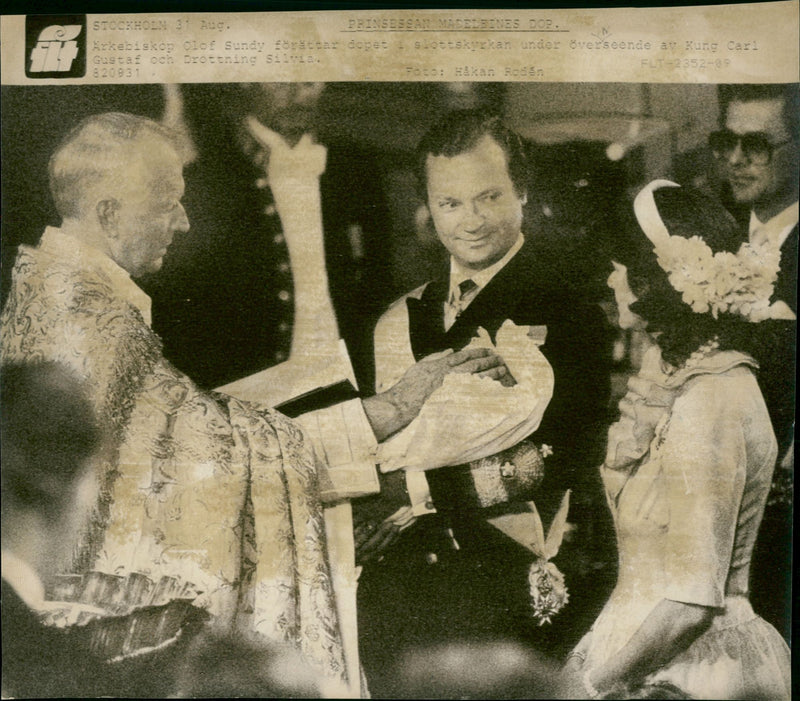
426, 134, 526, 273
111, 137, 190, 278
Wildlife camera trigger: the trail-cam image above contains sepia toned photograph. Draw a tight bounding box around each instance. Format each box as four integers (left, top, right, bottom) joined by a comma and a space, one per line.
1, 5, 796, 699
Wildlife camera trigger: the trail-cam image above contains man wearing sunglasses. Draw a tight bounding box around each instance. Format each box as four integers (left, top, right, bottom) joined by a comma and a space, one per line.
712, 84, 798, 303
713, 83, 798, 646
713, 85, 797, 440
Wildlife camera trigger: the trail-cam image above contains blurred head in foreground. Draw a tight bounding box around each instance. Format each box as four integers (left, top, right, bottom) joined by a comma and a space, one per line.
1, 361, 102, 579
391, 640, 559, 699
172, 631, 320, 698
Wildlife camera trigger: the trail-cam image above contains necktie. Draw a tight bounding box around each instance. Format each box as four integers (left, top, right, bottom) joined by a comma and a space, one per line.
458, 277, 478, 298
453, 278, 478, 318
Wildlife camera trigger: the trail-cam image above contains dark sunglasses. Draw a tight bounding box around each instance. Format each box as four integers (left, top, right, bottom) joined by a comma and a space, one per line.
708, 129, 793, 165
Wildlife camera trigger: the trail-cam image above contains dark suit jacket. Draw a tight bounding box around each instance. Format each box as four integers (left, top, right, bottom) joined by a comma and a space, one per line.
750, 223, 797, 456
406, 239, 613, 525
749, 223, 796, 641
357, 242, 615, 688
774, 223, 797, 314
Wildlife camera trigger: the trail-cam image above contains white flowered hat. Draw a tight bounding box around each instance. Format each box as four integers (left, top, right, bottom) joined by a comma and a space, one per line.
633, 180, 795, 323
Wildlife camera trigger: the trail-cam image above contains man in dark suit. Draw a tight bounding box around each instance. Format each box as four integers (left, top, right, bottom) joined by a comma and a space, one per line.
714, 83, 798, 454
355, 110, 613, 696
714, 84, 798, 641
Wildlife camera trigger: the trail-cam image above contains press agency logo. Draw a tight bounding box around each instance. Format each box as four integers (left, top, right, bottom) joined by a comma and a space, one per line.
26, 15, 87, 78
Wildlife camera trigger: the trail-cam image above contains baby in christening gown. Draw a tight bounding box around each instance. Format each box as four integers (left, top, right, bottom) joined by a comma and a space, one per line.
377, 319, 554, 474
370, 319, 554, 536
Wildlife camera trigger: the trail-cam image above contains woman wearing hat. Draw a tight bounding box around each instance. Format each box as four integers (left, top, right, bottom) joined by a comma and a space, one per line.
560, 180, 792, 700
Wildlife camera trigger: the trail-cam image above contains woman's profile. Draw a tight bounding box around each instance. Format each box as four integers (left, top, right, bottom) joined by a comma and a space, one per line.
560, 180, 792, 700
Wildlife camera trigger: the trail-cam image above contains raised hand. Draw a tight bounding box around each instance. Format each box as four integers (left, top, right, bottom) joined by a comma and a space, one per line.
244, 115, 327, 182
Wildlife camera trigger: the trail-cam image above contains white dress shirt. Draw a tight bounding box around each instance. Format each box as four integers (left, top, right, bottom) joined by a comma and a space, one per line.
749, 202, 799, 251
444, 234, 525, 330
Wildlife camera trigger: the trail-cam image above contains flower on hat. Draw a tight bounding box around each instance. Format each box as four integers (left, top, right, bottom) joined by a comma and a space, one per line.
653, 235, 781, 321
635, 180, 793, 323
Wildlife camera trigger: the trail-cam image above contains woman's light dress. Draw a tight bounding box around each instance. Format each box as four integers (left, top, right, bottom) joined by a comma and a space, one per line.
573, 345, 791, 700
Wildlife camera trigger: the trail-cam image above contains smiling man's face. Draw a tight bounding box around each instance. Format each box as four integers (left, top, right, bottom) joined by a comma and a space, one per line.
426, 134, 526, 273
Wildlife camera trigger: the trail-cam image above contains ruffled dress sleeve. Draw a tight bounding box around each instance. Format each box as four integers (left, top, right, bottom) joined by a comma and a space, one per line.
654, 373, 749, 608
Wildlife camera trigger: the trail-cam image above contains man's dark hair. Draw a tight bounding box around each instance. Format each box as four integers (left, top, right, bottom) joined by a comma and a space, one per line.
1, 362, 100, 519
415, 108, 529, 197
718, 83, 800, 142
